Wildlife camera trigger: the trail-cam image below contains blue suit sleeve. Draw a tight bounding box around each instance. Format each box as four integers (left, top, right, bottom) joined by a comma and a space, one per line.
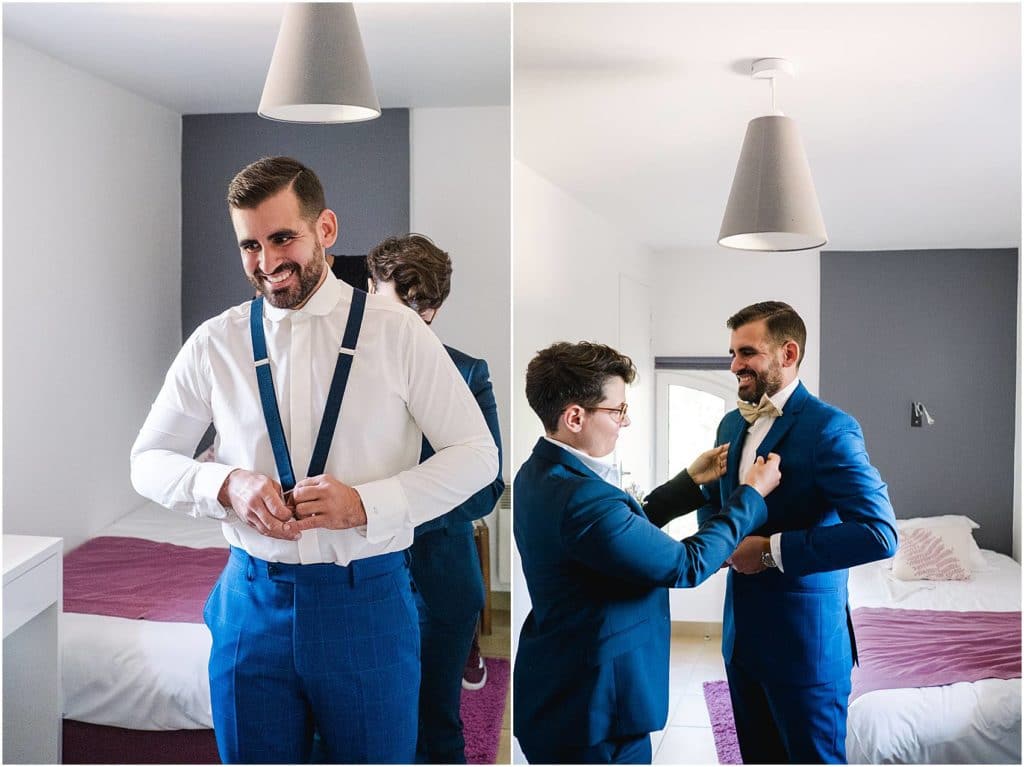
695, 478, 721, 526
696, 419, 731, 525
780, 419, 898, 575
447, 358, 504, 523
642, 469, 707, 529
561, 484, 768, 589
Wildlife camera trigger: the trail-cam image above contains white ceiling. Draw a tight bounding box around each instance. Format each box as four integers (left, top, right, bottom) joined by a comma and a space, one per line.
515, 3, 1022, 252
2, 3, 510, 114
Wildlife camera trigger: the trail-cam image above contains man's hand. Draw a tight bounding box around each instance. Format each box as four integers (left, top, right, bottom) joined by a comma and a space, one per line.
688, 443, 730, 485
290, 474, 368, 532
218, 469, 299, 540
727, 536, 771, 575
742, 453, 782, 497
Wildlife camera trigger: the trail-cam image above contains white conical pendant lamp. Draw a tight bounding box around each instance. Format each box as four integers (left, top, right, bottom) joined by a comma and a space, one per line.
719, 59, 827, 251
259, 3, 381, 124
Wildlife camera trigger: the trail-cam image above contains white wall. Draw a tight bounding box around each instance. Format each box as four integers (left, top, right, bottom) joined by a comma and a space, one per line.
2, 38, 182, 550
651, 248, 821, 395
410, 106, 511, 587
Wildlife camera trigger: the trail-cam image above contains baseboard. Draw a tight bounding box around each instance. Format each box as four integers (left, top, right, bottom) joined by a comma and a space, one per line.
491, 590, 510, 611
671, 620, 723, 638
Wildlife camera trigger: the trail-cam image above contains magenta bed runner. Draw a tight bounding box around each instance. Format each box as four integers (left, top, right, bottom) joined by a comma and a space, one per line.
64, 536, 227, 623
850, 607, 1021, 702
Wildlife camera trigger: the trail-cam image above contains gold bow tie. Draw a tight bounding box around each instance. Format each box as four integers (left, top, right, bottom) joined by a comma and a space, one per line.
737, 394, 782, 424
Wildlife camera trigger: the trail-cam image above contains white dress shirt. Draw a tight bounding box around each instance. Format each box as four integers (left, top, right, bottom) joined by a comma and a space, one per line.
737, 376, 800, 572
542, 436, 621, 488
131, 274, 498, 565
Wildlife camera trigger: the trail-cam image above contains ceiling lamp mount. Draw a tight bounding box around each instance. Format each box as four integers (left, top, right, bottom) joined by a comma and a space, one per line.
718, 57, 827, 252
258, 3, 381, 124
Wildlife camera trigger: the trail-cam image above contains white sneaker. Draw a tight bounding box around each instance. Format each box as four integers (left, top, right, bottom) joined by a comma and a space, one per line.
462, 653, 487, 691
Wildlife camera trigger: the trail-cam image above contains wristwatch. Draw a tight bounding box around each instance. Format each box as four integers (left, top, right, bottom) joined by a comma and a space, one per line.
760, 548, 777, 569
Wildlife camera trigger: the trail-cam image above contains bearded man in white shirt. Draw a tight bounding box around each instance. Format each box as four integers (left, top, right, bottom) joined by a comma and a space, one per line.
130, 156, 498, 764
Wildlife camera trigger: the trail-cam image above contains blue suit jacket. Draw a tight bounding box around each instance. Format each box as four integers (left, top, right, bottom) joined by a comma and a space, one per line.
416, 345, 504, 537
701, 382, 897, 685
513, 437, 768, 749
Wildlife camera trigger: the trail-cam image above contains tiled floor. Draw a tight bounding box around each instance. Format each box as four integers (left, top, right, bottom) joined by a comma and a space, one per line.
651, 626, 725, 764
479, 593, 511, 765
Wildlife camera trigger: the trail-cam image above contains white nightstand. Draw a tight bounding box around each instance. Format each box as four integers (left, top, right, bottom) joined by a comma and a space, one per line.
3, 534, 63, 764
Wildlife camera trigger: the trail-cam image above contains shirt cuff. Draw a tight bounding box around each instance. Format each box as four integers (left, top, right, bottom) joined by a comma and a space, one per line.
770, 532, 785, 573
191, 462, 240, 521
354, 477, 411, 544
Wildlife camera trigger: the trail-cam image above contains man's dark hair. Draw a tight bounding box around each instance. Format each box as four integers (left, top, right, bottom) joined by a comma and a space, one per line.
525, 342, 637, 432
727, 301, 807, 366
227, 156, 325, 223
367, 234, 452, 312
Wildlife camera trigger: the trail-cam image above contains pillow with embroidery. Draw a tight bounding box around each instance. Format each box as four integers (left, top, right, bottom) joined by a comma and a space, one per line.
890, 515, 987, 571
891, 525, 974, 581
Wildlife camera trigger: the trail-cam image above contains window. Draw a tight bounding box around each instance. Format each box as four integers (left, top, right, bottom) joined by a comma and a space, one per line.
654, 358, 734, 538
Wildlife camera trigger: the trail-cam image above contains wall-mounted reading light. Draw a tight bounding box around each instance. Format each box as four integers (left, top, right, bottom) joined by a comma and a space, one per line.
911, 402, 935, 428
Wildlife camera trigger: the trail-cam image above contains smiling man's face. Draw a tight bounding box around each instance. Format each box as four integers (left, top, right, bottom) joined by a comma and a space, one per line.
729, 319, 787, 403
231, 186, 331, 310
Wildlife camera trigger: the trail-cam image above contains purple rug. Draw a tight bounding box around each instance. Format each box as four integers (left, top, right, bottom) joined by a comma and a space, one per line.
703, 680, 743, 764
463, 657, 510, 764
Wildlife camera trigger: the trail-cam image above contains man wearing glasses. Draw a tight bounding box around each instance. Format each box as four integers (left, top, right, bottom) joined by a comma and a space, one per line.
513, 341, 781, 764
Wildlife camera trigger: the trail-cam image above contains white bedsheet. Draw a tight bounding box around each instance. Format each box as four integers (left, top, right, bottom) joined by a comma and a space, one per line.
846, 550, 1022, 764
62, 502, 227, 730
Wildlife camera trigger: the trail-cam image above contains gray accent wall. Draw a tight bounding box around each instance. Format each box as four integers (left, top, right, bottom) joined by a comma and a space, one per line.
821, 249, 1018, 554
181, 111, 409, 337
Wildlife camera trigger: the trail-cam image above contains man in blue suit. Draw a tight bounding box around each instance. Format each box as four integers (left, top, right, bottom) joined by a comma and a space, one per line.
514, 341, 781, 764
366, 234, 505, 764
645, 301, 898, 764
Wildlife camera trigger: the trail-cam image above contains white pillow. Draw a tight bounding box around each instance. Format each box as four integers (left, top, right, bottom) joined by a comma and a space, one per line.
898, 514, 979, 530
892, 515, 987, 571
891, 524, 974, 581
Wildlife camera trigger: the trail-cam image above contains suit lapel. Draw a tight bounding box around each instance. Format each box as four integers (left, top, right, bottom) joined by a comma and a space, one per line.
724, 414, 748, 498
756, 382, 809, 458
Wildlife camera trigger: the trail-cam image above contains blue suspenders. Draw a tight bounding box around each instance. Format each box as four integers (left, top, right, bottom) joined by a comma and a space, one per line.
249, 289, 368, 491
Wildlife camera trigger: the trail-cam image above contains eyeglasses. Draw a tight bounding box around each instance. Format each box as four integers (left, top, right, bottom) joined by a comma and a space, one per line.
586, 402, 629, 423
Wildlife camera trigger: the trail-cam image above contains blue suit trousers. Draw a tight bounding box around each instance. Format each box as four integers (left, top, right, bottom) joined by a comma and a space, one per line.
519, 732, 652, 764
204, 547, 421, 764
410, 521, 485, 764
726, 660, 851, 764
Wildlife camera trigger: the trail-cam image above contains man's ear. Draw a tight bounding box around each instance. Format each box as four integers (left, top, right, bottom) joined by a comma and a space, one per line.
317, 208, 339, 249
780, 340, 800, 368
561, 404, 586, 434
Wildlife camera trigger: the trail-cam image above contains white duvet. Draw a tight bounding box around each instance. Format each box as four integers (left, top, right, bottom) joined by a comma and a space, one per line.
846, 550, 1021, 764
62, 503, 227, 730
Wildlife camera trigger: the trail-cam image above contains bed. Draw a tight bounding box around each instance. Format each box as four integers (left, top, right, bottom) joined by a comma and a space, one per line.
846, 543, 1021, 764
62, 502, 227, 763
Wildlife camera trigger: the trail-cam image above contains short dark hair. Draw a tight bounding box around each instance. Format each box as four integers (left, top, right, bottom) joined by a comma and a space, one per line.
525, 341, 637, 432
727, 301, 807, 365
367, 234, 452, 312
226, 156, 325, 223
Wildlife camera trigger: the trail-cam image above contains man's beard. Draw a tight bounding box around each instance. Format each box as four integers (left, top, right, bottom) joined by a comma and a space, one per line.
737, 358, 784, 403
248, 245, 325, 309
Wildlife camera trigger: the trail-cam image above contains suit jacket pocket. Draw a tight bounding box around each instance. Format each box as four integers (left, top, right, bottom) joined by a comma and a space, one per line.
586, 617, 655, 667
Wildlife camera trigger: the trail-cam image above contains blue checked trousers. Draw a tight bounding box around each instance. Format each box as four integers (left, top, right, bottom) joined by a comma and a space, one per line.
204, 547, 420, 764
